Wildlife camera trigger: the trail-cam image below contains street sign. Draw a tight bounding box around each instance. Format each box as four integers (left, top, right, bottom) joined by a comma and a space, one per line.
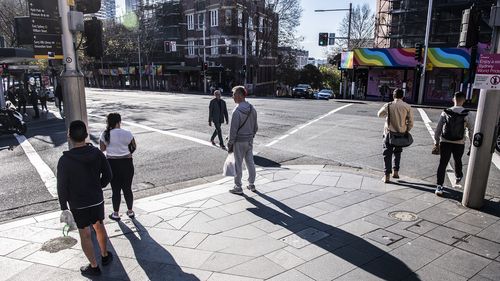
28, 0, 63, 59
473, 54, 500, 89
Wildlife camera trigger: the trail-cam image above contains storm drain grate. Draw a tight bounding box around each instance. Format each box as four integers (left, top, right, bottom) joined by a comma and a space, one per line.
388, 211, 419, 222
41, 236, 78, 253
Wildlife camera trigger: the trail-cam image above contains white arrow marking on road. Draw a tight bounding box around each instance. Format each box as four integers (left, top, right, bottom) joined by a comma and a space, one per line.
14, 134, 58, 198
417, 108, 458, 186
266, 103, 353, 147
88, 114, 215, 148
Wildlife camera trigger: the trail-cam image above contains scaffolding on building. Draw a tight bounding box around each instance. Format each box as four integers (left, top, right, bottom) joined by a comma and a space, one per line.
375, 0, 494, 48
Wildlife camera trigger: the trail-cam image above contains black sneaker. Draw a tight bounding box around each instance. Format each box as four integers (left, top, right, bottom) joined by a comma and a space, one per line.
101, 251, 113, 266
108, 213, 120, 221
80, 264, 101, 276
455, 177, 462, 185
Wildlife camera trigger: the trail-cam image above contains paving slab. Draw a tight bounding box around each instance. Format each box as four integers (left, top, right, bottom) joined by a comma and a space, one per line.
455, 235, 500, 260
432, 248, 491, 278
0, 256, 33, 281
267, 269, 315, 281
223, 256, 286, 279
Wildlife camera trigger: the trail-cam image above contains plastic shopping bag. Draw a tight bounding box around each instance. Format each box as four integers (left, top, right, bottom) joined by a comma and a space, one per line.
60, 210, 77, 235
222, 153, 236, 177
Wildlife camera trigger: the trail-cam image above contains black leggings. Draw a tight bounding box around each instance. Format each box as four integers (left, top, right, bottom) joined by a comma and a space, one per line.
108, 158, 134, 212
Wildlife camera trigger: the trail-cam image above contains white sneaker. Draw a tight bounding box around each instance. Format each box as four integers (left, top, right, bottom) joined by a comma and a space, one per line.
247, 185, 256, 192
435, 185, 444, 196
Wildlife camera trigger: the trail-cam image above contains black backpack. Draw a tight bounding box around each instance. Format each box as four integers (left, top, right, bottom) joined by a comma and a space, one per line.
442, 108, 468, 141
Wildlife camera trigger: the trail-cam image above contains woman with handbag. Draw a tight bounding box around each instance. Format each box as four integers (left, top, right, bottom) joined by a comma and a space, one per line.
99, 113, 137, 220
377, 88, 414, 183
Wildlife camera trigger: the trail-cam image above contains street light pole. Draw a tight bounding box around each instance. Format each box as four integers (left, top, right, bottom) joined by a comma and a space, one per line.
58, 0, 88, 148
244, 20, 248, 85
417, 0, 434, 105
138, 34, 142, 90
462, 0, 500, 209
203, 23, 207, 94
347, 3, 352, 49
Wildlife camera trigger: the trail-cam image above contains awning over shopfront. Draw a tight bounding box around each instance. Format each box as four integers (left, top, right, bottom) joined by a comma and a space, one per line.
340, 48, 471, 69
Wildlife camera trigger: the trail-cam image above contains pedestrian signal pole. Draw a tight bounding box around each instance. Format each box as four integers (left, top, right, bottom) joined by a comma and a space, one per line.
462, 0, 500, 208
58, 0, 88, 148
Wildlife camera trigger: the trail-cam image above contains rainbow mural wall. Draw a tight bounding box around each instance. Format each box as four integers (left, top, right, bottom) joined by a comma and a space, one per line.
342, 48, 471, 69
353, 48, 417, 67
427, 48, 470, 68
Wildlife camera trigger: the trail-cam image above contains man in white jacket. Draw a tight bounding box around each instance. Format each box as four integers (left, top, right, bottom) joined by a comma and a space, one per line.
227, 86, 258, 195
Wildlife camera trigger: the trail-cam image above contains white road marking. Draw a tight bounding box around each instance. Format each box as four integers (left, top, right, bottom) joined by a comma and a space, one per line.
88, 113, 215, 148
265, 103, 353, 147
493, 153, 500, 171
14, 134, 58, 197
417, 108, 457, 186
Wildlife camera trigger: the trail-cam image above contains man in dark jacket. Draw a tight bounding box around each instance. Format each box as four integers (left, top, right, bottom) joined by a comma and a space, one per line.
209, 90, 229, 149
57, 120, 113, 276
27, 84, 39, 119
16, 86, 27, 115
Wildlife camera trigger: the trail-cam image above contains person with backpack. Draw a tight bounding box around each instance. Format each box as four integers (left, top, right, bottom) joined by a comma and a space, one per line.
433, 91, 473, 196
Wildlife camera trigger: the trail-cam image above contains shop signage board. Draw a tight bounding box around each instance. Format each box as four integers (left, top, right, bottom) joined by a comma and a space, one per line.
28, 0, 63, 59
474, 54, 500, 90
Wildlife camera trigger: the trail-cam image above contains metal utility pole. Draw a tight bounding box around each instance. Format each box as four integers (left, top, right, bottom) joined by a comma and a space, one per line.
315, 3, 352, 99
203, 23, 207, 94
462, 1, 500, 209
417, 0, 434, 105
244, 20, 248, 85
58, 0, 88, 147
137, 35, 142, 90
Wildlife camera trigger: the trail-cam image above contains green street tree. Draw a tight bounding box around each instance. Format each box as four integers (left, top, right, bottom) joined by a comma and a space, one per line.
299, 64, 323, 89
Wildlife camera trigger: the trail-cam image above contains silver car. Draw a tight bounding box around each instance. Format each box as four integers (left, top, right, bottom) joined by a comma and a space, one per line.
314, 89, 334, 100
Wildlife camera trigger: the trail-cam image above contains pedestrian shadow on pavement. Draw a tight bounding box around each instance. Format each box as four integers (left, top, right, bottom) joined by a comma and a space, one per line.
393, 180, 500, 217
118, 220, 200, 281
95, 237, 129, 281
244, 191, 422, 281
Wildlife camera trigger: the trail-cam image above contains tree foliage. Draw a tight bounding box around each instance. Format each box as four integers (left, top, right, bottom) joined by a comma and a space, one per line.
0, 0, 28, 47
319, 65, 341, 92
266, 0, 303, 47
299, 64, 322, 89
276, 51, 298, 86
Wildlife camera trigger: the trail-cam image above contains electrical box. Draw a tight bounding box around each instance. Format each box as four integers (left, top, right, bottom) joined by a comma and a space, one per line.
69, 11, 85, 32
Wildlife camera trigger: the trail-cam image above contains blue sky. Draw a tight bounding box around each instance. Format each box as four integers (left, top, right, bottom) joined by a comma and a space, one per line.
297, 0, 375, 59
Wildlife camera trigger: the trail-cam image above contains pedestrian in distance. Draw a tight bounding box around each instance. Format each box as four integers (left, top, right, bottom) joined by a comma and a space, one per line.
377, 88, 414, 183
27, 83, 39, 119
99, 113, 137, 221
433, 91, 473, 196
16, 85, 27, 115
227, 85, 258, 195
39, 88, 48, 112
55, 82, 63, 114
56, 120, 113, 276
209, 89, 229, 149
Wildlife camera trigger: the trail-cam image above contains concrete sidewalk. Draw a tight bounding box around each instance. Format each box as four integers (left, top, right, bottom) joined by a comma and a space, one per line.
1, 166, 500, 281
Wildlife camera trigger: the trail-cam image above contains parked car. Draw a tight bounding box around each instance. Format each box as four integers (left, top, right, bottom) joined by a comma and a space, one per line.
292, 84, 313, 98
314, 89, 334, 100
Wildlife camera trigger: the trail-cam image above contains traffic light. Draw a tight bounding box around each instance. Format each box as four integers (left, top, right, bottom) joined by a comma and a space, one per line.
164, 41, 171, 53
84, 17, 103, 58
242, 64, 247, 72
318, 33, 328, 46
459, 5, 480, 47
414, 43, 423, 62
201, 62, 208, 71
75, 0, 101, 14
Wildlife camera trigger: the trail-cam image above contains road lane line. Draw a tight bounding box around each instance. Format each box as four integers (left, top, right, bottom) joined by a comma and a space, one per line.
88, 113, 215, 148
493, 153, 500, 170
417, 108, 457, 186
265, 103, 353, 147
14, 134, 58, 198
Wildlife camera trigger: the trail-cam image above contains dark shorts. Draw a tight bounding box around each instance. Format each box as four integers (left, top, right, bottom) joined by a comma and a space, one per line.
71, 202, 105, 229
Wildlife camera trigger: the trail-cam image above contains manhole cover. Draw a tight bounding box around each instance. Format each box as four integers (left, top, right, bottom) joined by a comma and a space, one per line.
41, 236, 77, 253
388, 211, 419, 222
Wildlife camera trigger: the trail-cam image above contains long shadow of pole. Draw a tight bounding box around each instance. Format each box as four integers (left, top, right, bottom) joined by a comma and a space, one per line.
244, 191, 421, 281
117, 220, 199, 281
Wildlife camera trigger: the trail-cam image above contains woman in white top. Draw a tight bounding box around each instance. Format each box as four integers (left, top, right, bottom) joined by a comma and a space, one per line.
99, 113, 137, 221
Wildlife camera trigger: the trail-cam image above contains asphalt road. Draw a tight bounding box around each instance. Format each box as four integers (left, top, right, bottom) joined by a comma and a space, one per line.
1, 89, 499, 222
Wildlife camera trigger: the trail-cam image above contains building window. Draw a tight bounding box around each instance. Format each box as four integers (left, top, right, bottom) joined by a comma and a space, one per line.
210, 9, 218, 27
197, 12, 205, 29
225, 9, 232, 26
259, 16, 264, 32
238, 39, 243, 55
225, 39, 232, 54
251, 40, 256, 55
211, 38, 218, 55
248, 17, 253, 30
237, 10, 243, 27
187, 13, 194, 30
187, 40, 195, 56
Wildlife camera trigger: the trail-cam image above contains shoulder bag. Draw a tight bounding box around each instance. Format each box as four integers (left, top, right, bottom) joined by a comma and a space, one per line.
386, 103, 413, 147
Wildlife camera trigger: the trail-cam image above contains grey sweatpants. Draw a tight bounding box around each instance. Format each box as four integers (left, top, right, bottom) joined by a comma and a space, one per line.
234, 140, 256, 188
